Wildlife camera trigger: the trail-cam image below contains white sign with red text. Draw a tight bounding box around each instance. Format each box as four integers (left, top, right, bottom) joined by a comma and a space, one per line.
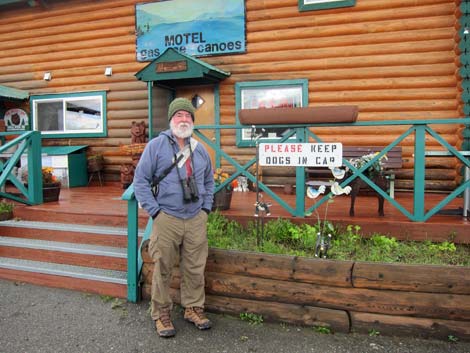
259, 143, 343, 167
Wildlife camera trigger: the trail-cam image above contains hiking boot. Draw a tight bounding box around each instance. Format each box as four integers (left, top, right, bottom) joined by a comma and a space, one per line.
155, 309, 176, 337
184, 306, 211, 330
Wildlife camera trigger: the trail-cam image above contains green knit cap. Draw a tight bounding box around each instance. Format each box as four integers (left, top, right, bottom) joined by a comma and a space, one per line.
168, 98, 195, 121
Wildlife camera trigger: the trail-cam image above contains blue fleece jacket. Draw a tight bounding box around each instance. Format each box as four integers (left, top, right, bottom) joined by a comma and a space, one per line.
133, 130, 214, 220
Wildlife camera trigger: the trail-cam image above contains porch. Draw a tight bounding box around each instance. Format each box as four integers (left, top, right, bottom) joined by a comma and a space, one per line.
11, 182, 469, 243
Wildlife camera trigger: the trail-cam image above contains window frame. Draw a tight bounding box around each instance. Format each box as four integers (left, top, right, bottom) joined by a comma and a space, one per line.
30, 91, 107, 138
298, 0, 356, 12
235, 79, 309, 147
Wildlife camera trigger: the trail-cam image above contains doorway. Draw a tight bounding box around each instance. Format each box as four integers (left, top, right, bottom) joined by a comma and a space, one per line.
176, 85, 216, 167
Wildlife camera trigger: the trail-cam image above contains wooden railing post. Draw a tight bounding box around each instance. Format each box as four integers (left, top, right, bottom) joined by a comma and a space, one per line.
413, 125, 426, 221
122, 185, 139, 302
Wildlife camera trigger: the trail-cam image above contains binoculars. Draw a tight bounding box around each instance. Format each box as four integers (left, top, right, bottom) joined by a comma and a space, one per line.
182, 176, 199, 203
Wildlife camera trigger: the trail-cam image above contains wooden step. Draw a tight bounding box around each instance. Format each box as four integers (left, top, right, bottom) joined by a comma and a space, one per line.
0, 257, 127, 298
0, 236, 127, 271
0, 221, 131, 298
0, 220, 130, 247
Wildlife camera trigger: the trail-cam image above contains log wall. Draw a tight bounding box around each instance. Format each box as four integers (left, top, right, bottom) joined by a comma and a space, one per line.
141, 242, 470, 340
0, 0, 465, 189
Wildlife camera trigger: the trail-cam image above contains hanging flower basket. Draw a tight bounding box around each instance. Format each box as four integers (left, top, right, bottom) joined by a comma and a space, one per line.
212, 188, 233, 211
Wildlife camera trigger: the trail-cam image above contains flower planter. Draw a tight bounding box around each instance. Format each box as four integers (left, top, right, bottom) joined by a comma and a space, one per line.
43, 182, 61, 202
0, 211, 13, 221
212, 188, 232, 211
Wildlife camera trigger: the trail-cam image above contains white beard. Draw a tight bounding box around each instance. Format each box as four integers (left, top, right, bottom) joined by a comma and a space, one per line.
170, 120, 193, 139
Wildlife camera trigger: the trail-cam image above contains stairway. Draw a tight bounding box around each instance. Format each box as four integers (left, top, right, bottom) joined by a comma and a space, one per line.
0, 220, 132, 298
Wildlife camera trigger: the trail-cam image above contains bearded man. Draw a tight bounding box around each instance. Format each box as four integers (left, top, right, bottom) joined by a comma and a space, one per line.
134, 97, 214, 338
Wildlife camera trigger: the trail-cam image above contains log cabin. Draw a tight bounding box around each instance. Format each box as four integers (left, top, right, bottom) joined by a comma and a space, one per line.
0, 0, 468, 192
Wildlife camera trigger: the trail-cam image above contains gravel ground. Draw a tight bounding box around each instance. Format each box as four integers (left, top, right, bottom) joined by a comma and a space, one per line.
1, 280, 468, 353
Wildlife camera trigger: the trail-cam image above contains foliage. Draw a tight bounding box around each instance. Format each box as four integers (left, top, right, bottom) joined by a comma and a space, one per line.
213, 168, 237, 191
348, 152, 387, 176
368, 329, 380, 336
0, 200, 14, 213
41, 167, 59, 184
22, 167, 60, 185
207, 212, 470, 266
313, 326, 332, 334
240, 312, 263, 325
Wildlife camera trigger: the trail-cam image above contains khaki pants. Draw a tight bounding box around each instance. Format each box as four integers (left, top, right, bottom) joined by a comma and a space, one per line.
148, 210, 208, 320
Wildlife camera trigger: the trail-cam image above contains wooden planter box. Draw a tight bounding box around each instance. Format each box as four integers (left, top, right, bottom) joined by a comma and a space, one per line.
141, 243, 470, 340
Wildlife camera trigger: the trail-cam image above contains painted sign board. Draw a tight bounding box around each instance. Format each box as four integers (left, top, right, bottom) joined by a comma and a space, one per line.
135, 0, 246, 61
259, 143, 343, 167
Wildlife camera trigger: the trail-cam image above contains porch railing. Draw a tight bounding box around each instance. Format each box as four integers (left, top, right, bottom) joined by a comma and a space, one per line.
0, 131, 43, 205
122, 117, 470, 302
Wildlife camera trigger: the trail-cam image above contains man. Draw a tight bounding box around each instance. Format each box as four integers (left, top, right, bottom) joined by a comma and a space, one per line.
134, 97, 214, 338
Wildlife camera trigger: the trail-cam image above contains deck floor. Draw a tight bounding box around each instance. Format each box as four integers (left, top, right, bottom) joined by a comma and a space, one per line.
11, 182, 470, 243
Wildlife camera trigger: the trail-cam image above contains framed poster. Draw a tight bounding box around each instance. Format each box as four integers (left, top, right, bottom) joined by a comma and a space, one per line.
298, 0, 356, 12
136, 0, 246, 61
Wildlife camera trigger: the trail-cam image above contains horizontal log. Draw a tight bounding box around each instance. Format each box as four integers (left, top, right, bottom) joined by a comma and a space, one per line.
215, 52, 455, 75
207, 248, 353, 287
247, 0, 450, 15
206, 293, 350, 333
217, 40, 454, 67
140, 286, 351, 333
352, 262, 470, 294
0, 0, 137, 26
204, 271, 470, 320
246, 16, 455, 43
350, 311, 470, 340
248, 28, 453, 54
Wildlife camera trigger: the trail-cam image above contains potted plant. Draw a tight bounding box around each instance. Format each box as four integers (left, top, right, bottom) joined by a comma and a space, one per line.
41, 167, 61, 202
212, 168, 234, 211
0, 200, 14, 221
87, 154, 104, 173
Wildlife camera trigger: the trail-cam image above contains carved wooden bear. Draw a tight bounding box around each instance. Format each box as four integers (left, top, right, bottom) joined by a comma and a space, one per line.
349, 173, 389, 217
120, 164, 135, 189
130, 121, 147, 144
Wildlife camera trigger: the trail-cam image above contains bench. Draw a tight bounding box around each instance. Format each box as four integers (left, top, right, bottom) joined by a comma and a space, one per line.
306, 146, 403, 198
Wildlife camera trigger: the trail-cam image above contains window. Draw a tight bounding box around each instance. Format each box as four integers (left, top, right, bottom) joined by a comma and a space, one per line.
235, 79, 308, 146
31, 91, 107, 138
298, 0, 356, 12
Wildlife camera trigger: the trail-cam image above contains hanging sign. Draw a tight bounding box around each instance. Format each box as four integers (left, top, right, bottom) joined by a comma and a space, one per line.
259, 143, 343, 167
135, 0, 246, 61
4, 108, 29, 131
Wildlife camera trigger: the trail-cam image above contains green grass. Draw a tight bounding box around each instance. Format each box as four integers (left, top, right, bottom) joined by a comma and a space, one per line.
207, 212, 469, 266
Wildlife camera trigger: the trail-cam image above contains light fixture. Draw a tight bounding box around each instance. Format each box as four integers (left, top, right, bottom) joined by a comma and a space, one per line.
191, 94, 205, 109
104, 67, 113, 76
464, 27, 469, 35
43, 72, 51, 81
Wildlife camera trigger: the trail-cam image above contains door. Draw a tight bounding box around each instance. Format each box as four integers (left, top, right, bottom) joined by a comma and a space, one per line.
176, 86, 216, 167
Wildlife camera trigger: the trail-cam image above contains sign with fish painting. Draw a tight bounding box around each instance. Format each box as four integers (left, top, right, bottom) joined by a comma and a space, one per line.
135, 0, 246, 61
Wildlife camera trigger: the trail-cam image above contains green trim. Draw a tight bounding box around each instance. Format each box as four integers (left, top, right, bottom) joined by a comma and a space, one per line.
0, 84, 29, 100
30, 91, 107, 138
235, 79, 309, 147
459, 2, 470, 150
135, 48, 230, 86
29, 91, 108, 138
298, 0, 355, 12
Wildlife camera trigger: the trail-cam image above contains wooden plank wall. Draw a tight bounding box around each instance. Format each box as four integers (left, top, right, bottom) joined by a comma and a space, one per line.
141, 243, 470, 340
0, 0, 464, 190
